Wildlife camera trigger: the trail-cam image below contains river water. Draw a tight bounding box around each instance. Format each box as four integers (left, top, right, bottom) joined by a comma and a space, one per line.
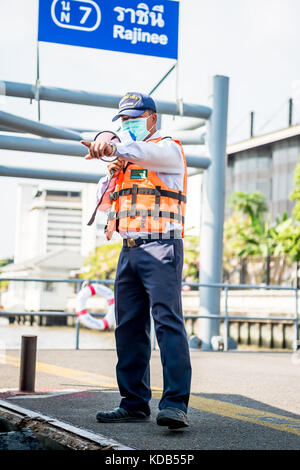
0, 318, 116, 350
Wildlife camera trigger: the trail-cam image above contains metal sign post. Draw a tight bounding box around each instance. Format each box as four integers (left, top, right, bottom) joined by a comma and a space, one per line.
35, 41, 41, 121
198, 75, 229, 350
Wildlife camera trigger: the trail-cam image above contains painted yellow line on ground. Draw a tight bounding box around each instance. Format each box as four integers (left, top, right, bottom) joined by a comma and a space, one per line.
154, 393, 300, 437
4, 355, 118, 389
3, 354, 300, 437
3, 354, 162, 391
190, 394, 300, 437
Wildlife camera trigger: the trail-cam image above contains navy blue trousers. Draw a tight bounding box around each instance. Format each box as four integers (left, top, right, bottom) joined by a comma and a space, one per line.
114, 239, 192, 415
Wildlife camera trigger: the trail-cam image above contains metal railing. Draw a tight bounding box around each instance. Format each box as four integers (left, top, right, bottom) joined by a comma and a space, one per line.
0, 277, 299, 351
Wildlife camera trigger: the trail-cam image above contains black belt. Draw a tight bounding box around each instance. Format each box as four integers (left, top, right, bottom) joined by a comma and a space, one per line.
123, 231, 181, 247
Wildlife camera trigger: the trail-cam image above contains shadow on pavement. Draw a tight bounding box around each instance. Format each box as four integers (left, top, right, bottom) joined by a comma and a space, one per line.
3, 389, 300, 450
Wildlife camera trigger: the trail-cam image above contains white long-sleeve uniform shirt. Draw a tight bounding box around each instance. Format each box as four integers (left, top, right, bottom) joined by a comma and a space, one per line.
96, 130, 185, 239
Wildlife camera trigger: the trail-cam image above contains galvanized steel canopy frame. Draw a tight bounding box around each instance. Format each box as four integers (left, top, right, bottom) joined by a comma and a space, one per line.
0, 74, 229, 350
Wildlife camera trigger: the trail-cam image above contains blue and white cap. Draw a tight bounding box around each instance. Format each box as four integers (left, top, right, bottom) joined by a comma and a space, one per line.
112, 92, 156, 122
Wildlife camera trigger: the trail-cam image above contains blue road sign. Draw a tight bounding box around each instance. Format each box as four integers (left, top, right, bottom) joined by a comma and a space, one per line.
38, 0, 179, 59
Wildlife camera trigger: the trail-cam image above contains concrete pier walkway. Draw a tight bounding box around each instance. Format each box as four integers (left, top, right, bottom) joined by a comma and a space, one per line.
1, 349, 300, 450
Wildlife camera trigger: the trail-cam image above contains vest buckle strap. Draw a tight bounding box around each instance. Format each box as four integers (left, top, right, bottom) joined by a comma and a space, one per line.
108, 210, 184, 223
112, 187, 186, 203
128, 184, 138, 218
109, 192, 119, 202
153, 185, 161, 221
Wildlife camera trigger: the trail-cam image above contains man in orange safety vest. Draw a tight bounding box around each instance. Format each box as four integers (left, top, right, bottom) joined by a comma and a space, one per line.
81, 92, 192, 430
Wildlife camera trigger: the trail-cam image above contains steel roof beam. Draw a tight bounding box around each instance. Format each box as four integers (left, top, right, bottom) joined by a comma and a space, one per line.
0, 164, 104, 184
0, 110, 82, 141
2, 80, 212, 119
0, 134, 211, 169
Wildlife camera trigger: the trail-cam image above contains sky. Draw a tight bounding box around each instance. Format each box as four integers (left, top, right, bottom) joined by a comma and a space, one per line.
1, 0, 300, 258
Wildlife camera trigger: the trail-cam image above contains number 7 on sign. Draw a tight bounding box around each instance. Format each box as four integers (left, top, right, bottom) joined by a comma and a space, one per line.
79, 6, 91, 24
50, 0, 101, 32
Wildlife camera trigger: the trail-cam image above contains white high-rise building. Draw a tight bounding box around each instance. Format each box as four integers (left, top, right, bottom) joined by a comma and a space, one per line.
80, 183, 109, 258
13, 182, 109, 263
15, 184, 82, 263
1, 182, 109, 312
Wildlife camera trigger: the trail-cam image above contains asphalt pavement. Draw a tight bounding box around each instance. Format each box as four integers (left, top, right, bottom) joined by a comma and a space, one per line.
1, 349, 300, 450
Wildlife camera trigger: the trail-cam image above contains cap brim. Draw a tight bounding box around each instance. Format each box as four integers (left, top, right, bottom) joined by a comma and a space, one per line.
112, 108, 146, 122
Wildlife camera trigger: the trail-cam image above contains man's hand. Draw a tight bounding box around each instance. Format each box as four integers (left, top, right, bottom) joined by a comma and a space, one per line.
81, 140, 116, 160
108, 158, 124, 176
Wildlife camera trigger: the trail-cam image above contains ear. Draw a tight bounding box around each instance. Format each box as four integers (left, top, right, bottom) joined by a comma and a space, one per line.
152, 113, 158, 126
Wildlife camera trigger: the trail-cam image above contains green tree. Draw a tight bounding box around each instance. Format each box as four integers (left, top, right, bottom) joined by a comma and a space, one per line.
80, 241, 122, 282
182, 235, 200, 289
227, 191, 267, 226
223, 211, 254, 282
290, 159, 300, 221
273, 216, 300, 288
225, 191, 286, 284
285, 157, 300, 286
0, 258, 13, 268
80, 236, 201, 288
274, 218, 300, 260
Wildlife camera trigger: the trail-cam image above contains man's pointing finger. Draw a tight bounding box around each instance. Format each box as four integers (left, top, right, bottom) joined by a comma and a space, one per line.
80, 140, 91, 147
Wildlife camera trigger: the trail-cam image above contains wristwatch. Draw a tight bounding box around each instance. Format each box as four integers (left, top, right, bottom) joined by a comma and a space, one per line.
109, 143, 117, 156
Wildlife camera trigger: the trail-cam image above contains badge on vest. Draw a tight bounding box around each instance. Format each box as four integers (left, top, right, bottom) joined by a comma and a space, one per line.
130, 169, 148, 179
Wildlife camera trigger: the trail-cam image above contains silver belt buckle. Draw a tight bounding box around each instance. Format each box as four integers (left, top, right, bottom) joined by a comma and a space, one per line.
127, 238, 136, 247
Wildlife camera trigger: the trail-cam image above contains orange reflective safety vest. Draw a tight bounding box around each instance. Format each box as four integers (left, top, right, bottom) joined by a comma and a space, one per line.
105, 137, 187, 240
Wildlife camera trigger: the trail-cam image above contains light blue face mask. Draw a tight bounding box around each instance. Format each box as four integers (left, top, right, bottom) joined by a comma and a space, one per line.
120, 116, 153, 142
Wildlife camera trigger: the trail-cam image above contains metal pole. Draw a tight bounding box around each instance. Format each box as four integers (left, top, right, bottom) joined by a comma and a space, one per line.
75, 282, 82, 350
2, 80, 212, 119
0, 134, 211, 169
19, 335, 37, 392
160, 128, 206, 145
0, 125, 100, 135
224, 287, 229, 351
0, 110, 83, 141
75, 319, 80, 350
250, 111, 254, 138
198, 75, 229, 350
0, 164, 105, 184
288, 98, 293, 127
36, 41, 41, 122
156, 114, 162, 130
149, 63, 176, 96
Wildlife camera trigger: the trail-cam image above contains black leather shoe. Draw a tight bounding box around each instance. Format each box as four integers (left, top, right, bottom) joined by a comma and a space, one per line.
156, 407, 189, 429
96, 407, 150, 423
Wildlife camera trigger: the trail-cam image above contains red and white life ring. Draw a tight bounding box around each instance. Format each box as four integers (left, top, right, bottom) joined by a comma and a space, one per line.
76, 283, 115, 331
